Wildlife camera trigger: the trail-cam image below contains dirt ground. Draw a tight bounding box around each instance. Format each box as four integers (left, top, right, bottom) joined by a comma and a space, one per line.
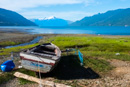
81, 59, 130, 87
0, 58, 130, 87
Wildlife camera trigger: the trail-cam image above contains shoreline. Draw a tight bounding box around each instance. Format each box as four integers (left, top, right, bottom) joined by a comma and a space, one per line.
0, 28, 28, 34
1, 26, 130, 36
0, 29, 130, 37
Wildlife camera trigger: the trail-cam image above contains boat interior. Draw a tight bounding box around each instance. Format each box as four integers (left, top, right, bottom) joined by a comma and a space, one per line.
24, 43, 58, 58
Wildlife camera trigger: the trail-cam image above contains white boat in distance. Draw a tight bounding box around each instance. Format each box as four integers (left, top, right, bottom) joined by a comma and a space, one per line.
20, 43, 61, 73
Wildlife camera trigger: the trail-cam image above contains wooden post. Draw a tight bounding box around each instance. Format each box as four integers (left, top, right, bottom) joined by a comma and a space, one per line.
14, 72, 71, 87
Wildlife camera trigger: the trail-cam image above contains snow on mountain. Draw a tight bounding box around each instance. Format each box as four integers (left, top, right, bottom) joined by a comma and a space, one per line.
44, 16, 56, 20
31, 16, 72, 27
38, 16, 56, 20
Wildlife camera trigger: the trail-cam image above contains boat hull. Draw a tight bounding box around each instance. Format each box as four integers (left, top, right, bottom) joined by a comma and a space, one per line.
21, 60, 53, 73
20, 43, 61, 73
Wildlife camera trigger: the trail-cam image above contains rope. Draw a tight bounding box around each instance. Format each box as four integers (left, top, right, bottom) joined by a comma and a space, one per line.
37, 58, 56, 87
38, 60, 43, 87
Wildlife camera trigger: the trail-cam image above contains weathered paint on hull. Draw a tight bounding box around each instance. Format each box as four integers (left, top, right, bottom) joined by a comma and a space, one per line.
20, 57, 60, 73
20, 54, 59, 73
20, 53, 56, 65
20, 43, 61, 73
21, 60, 53, 73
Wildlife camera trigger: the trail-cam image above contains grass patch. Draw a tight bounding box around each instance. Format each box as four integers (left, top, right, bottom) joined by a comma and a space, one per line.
0, 41, 21, 47
82, 51, 130, 61
42, 36, 130, 74
18, 69, 36, 85
0, 34, 37, 47
0, 69, 36, 85
0, 72, 14, 84
0, 43, 38, 55
64, 53, 113, 74
84, 57, 113, 73
47, 36, 130, 51
46, 36, 130, 61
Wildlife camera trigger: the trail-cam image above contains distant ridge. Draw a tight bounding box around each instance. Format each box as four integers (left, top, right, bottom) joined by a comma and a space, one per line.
0, 8, 37, 26
70, 8, 130, 26
31, 16, 72, 27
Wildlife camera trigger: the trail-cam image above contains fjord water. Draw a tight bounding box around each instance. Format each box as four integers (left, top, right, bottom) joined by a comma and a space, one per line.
0, 26, 130, 35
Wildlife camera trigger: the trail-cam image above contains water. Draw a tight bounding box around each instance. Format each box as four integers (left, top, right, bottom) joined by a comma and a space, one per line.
0, 26, 130, 35
5, 36, 43, 48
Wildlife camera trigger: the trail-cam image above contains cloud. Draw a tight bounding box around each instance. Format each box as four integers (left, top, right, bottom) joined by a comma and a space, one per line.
0, 0, 94, 11
19, 10, 95, 21
0, 0, 97, 21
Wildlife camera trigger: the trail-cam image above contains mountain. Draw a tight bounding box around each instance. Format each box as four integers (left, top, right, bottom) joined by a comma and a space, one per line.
31, 16, 72, 27
0, 8, 37, 26
70, 8, 130, 26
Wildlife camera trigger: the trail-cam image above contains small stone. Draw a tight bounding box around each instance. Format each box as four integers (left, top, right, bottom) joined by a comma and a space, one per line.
96, 81, 100, 84
18, 65, 22, 68
115, 53, 120, 55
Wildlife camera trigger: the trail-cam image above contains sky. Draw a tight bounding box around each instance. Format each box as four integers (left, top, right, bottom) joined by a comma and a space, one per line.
0, 0, 130, 21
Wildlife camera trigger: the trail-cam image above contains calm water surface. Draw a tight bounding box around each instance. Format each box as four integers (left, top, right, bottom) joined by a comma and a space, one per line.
0, 26, 130, 35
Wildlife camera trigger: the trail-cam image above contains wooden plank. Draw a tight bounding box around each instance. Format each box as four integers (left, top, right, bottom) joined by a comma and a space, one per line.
14, 72, 71, 87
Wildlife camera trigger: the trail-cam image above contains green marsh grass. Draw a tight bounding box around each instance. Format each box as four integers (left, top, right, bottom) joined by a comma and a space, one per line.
47, 36, 130, 61
18, 69, 36, 85
0, 34, 37, 47
44, 36, 130, 73
0, 72, 14, 84
0, 41, 21, 47
0, 69, 36, 85
0, 43, 39, 55
83, 57, 113, 73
